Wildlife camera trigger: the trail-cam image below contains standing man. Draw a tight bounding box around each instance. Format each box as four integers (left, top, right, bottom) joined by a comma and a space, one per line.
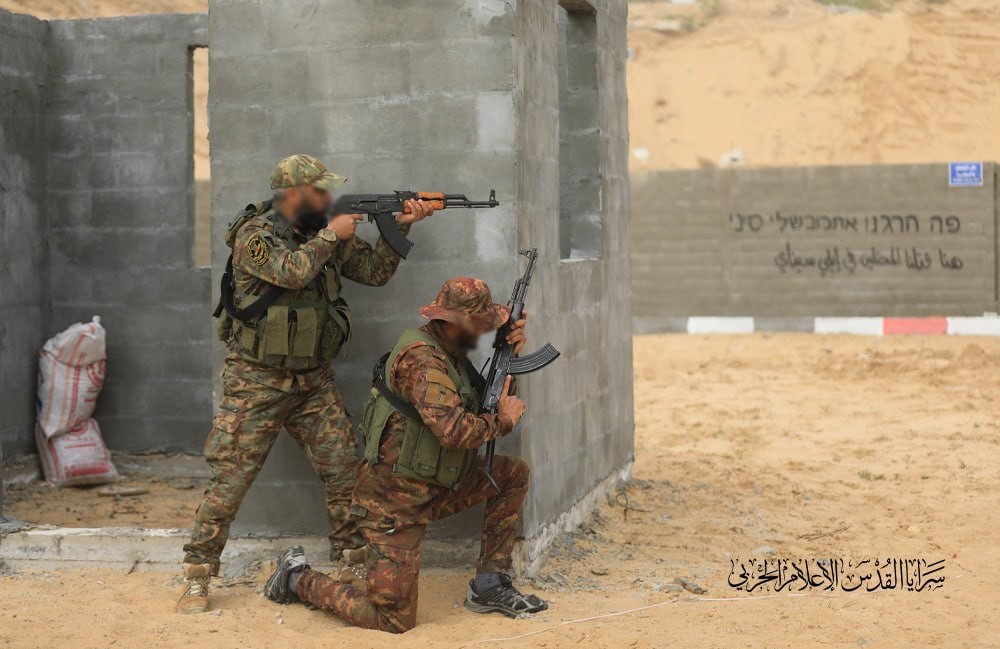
262, 277, 548, 632
177, 154, 435, 614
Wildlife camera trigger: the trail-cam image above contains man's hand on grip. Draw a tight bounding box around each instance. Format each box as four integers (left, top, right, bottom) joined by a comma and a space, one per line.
497, 376, 527, 429
505, 308, 527, 355
328, 213, 363, 240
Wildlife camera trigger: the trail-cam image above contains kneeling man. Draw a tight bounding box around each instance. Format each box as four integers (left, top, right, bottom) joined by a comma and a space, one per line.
263, 277, 547, 632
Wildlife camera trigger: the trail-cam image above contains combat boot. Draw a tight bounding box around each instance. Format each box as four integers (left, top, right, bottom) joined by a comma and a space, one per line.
177, 563, 212, 614
465, 573, 548, 618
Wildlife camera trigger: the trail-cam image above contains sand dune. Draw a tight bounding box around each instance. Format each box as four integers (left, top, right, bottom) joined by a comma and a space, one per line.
628, 0, 1000, 169
7, 0, 999, 171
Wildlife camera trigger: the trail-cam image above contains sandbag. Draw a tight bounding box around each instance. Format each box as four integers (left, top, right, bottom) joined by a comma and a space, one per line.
35, 420, 118, 487
37, 316, 106, 438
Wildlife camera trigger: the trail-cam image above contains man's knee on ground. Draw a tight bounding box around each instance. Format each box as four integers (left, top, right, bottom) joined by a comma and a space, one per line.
376, 609, 417, 634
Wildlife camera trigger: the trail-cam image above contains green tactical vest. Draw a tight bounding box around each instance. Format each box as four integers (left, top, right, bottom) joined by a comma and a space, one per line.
360, 328, 480, 490
220, 203, 352, 370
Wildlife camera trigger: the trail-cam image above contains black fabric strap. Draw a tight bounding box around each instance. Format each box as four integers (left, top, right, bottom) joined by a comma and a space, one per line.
372, 352, 422, 420
214, 254, 287, 324
461, 357, 487, 396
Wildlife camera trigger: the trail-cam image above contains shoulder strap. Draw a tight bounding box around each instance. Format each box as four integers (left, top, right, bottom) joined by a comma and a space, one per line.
213, 254, 287, 323
460, 357, 486, 395
213, 199, 284, 323
372, 352, 421, 420
371, 328, 465, 421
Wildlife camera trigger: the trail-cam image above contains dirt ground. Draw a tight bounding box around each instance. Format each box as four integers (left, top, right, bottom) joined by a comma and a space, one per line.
3, 333, 998, 648
4, 453, 207, 528
628, 0, 1000, 169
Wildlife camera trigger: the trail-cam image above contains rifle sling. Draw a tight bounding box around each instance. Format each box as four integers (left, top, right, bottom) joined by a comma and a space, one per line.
373, 355, 485, 422
216, 254, 288, 325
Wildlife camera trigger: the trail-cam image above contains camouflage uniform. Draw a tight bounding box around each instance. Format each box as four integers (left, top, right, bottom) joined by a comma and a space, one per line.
183, 155, 411, 575
291, 280, 531, 633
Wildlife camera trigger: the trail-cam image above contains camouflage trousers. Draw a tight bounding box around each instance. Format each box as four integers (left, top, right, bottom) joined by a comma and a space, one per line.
295, 454, 529, 633
183, 360, 362, 574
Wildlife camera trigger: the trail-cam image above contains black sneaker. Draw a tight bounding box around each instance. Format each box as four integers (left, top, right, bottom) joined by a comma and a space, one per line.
263, 546, 309, 605
464, 574, 548, 618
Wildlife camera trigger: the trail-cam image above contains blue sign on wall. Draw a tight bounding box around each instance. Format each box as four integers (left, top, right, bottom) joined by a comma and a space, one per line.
949, 161, 984, 187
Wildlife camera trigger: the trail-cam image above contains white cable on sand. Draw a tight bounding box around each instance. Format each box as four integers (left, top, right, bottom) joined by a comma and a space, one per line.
461, 592, 841, 646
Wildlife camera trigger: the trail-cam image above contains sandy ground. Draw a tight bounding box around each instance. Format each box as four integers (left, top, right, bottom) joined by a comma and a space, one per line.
627, 0, 1000, 169
4, 453, 208, 528
3, 333, 999, 648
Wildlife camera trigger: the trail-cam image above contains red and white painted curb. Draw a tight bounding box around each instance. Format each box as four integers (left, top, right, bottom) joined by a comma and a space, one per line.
686, 316, 1000, 336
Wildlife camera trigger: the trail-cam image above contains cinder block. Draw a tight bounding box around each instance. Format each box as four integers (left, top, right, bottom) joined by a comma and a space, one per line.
206, 107, 271, 154
372, 97, 479, 154
307, 46, 414, 102
89, 188, 176, 230
47, 153, 116, 190
142, 379, 214, 420
408, 39, 513, 95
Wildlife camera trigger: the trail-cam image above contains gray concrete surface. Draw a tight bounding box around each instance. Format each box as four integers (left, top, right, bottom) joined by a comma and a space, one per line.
0, 10, 212, 458
209, 0, 634, 550
46, 15, 212, 452
0, 11, 50, 463
0, 525, 481, 573
632, 165, 1000, 331
557, 4, 603, 259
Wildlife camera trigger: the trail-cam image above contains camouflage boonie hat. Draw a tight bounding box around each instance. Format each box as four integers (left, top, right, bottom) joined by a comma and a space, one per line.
270, 154, 347, 192
419, 278, 510, 333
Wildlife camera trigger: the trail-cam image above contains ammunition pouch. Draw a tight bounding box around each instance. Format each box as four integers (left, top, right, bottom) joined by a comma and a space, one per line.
216, 203, 351, 370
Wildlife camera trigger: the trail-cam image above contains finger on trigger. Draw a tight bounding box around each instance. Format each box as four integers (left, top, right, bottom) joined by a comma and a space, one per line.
503, 375, 513, 394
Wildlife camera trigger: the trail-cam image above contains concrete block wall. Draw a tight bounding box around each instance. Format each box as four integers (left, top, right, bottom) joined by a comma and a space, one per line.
515, 0, 633, 547
0, 10, 213, 460
44, 15, 211, 452
210, 0, 634, 550
632, 165, 1000, 332
0, 11, 50, 463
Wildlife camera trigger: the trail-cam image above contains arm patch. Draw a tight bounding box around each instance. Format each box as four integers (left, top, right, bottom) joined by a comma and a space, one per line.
246, 233, 271, 266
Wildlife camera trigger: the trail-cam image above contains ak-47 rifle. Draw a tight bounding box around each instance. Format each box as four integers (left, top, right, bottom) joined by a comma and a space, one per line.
479, 248, 561, 491
328, 190, 500, 258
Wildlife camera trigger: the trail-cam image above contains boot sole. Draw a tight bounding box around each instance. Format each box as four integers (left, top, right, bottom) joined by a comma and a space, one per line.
176, 601, 209, 614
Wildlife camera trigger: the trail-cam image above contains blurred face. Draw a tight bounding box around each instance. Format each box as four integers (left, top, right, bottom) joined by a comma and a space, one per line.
441, 321, 483, 353
285, 185, 332, 232
300, 184, 332, 213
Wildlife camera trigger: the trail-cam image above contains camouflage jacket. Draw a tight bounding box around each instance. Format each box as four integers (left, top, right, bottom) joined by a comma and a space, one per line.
226, 209, 411, 387
231, 210, 411, 294
352, 322, 514, 523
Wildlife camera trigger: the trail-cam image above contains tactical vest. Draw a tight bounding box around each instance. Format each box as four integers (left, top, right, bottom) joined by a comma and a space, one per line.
216, 202, 352, 370
360, 328, 480, 490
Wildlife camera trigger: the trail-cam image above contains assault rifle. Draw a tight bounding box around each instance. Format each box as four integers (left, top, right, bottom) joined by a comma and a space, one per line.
479, 248, 561, 491
328, 190, 500, 258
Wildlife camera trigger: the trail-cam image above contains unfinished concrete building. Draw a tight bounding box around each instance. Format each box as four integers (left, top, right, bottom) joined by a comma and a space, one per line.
1, 0, 632, 570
